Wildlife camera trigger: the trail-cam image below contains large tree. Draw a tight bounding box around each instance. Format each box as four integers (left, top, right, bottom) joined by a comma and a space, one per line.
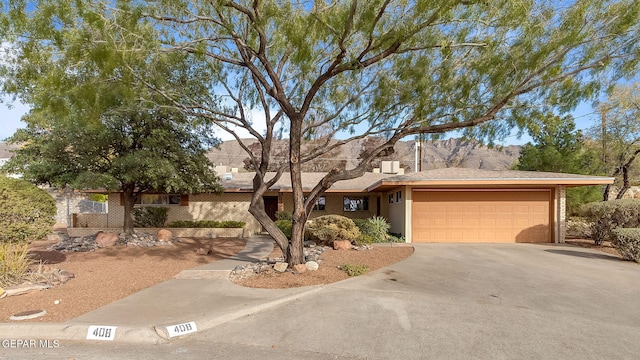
513, 113, 603, 213
4, 1, 639, 265
589, 83, 640, 200
0, 1, 222, 235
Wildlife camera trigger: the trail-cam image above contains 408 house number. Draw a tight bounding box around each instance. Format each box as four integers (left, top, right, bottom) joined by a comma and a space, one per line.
86, 326, 117, 341
166, 321, 198, 338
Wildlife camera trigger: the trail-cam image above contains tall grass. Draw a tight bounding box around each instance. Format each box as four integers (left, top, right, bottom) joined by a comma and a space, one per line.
0, 242, 33, 288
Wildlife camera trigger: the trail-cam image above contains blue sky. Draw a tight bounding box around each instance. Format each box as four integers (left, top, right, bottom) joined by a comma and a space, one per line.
0, 97, 29, 141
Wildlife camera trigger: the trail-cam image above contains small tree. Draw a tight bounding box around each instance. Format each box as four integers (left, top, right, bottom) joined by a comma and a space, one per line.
589, 83, 640, 200
0, 176, 56, 243
513, 113, 603, 213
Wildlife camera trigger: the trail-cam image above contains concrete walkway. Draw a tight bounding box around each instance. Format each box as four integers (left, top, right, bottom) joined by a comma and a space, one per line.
0, 234, 321, 343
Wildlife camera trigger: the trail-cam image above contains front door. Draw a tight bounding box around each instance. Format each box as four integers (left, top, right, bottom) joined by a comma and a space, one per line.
263, 196, 279, 221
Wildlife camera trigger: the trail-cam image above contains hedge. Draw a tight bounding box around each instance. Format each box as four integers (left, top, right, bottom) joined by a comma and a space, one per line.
611, 228, 640, 263
167, 220, 246, 228
580, 199, 640, 245
0, 177, 56, 243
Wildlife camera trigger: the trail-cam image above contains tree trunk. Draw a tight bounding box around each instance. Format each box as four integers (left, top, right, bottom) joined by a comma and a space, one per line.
288, 114, 307, 266
122, 185, 136, 236
248, 192, 290, 258
616, 165, 631, 199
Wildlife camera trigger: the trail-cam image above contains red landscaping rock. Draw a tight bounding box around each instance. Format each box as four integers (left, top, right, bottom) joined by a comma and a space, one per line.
333, 240, 352, 250
157, 229, 173, 242
95, 231, 118, 247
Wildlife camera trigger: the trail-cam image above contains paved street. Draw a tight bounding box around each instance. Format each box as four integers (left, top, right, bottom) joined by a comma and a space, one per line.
2, 243, 639, 359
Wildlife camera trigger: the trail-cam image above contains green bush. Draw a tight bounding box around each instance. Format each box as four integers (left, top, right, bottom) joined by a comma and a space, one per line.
306, 215, 361, 246
340, 263, 368, 277
354, 216, 393, 244
275, 219, 293, 239
167, 220, 246, 228
611, 228, 640, 262
276, 211, 292, 221
133, 207, 169, 228
580, 200, 640, 245
0, 176, 56, 243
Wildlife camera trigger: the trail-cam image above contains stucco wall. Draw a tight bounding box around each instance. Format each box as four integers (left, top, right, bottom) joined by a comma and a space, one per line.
106, 192, 260, 234
280, 192, 380, 219
385, 187, 406, 236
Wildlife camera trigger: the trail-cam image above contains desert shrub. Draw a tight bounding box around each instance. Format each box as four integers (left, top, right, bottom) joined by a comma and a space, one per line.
275, 220, 293, 239
133, 207, 169, 228
611, 228, 640, 262
566, 217, 592, 239
167, 220, 245, 228
340, 263, 368, 277
580, 200, 640, 245
0, 176, 56, 243
354, 217, 393, 244
388, 234, 406, 243
0, 242, 32, 287
306, 215, 360, 246
276, 211, 292, 221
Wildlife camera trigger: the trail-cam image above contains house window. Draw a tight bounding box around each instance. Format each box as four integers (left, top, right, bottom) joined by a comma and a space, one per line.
388, 193, 394, 204
304, 196, 326, 211
396, 190, 402, 203
344, 196, 369, 212
136, 194, 181, 206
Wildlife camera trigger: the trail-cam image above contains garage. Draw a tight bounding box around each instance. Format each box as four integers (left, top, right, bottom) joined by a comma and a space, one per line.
412, 189, 552, 243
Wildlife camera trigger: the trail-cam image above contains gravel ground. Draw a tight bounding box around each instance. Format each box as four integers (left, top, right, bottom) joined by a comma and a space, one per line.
235, 244, 414, 288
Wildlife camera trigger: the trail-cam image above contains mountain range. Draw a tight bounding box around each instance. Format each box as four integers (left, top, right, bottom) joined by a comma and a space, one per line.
206, 138, 522, 172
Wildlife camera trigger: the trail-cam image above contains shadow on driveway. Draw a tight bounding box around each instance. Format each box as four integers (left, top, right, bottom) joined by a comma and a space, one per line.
544, 248, 621, 262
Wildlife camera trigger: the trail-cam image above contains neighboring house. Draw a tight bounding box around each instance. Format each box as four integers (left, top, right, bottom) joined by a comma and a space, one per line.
81, 167, 612, 244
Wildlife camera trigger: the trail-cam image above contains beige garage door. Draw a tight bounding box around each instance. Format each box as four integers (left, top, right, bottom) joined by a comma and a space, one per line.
412, 190, 551, 243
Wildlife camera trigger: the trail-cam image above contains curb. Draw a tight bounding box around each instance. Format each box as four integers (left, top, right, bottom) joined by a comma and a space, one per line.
0, 286, 323, 344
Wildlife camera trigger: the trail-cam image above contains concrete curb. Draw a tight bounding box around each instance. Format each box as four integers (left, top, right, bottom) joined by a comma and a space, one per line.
153, 285, 323, 341
0, 323, 163, 344
0, 286, 323, 344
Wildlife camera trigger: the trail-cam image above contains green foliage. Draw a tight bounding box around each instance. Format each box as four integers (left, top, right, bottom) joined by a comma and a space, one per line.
133, 207, 169, 228
513, 113, 604, 214
89, 194, 108, 203
0, 177, 56, 243
354, 216, 393, 244
306, 215, 361, 246
611, 228, 640, 262
589, 83, 640, 200
580, 200, 640, 245
340, 263, 368, 277
274, 220, 293, 239
167, 220, 246, 228
0, 243, 32, 288
276, 211, 292, 221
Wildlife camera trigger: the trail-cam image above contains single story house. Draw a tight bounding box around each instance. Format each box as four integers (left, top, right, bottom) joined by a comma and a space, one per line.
85, 168, 612, 243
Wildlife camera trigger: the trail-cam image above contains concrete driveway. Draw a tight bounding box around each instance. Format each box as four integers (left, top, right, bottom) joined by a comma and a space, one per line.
4, 243, 638, 359
192, 243, 640, 359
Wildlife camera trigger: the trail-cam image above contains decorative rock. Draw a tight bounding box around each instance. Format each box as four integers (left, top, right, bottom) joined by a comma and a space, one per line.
195, 248, 210, 256
4, 283, 51, 297
293, 264, 307, 274
305, 261, 319, 271
9, 309, 47, 321
304, 240, 316, 248
157, 229, 173, 242
95, 232, 118, 248
333, 240, 352, 250
274, 262, 288, 272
